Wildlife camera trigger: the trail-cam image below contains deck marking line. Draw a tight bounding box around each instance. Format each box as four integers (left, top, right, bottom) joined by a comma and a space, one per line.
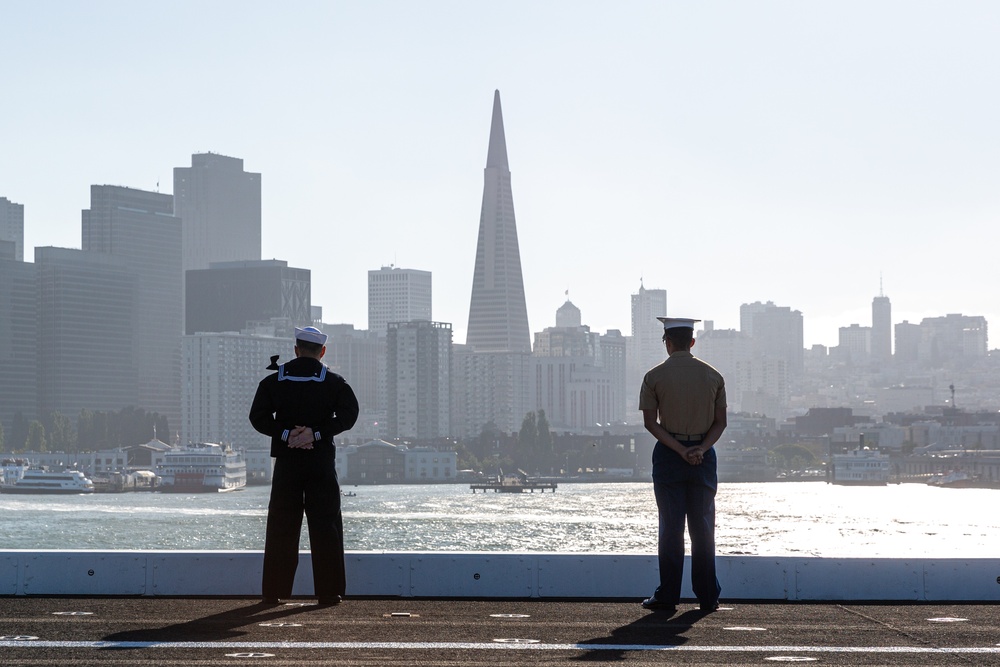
2, 640, 1000, 653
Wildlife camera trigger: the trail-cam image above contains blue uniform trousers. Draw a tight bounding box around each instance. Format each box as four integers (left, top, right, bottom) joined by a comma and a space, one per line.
651, 441, 722, 607
262, 451, 345, 600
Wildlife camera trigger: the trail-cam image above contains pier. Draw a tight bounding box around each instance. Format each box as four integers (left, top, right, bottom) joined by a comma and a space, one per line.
470, 481, 557, 493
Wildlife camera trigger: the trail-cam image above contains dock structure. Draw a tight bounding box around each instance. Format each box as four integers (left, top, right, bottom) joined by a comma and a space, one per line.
470, 480, 557, 493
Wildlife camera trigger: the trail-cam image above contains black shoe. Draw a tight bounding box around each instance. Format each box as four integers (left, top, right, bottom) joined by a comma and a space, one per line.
699, 601, 720, 612
641, 596, 676, 614
260, 597, 280, 605
317, 595, 342, 605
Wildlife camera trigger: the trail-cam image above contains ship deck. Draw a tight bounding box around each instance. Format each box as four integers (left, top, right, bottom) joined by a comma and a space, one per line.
3, 597, 1000, 666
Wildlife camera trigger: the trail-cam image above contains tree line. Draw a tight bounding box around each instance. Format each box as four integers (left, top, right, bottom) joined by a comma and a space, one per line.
0, 407, 169, 453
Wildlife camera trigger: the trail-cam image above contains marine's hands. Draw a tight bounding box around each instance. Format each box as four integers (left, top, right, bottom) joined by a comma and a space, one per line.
684, 446, 705, 466
288, 426, 315, 449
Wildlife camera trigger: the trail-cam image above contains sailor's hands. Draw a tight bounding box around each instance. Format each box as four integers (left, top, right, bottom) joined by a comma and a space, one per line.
288, 426, 315, 449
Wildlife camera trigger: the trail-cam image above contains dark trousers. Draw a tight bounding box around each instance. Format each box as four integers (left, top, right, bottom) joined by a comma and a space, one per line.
262, 452, 345, 600
651, 441, 721, 607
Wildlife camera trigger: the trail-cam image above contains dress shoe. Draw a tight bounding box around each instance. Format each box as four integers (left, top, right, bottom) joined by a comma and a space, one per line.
317, 595, 342, 605
261, 597, 280, 605
640, 596, 676, 614
699, 602, 720, 612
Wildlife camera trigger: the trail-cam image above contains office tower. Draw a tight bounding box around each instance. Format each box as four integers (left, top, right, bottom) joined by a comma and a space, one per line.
82, 185, 182, 429
838, 324, 872, 366
872, 292, 892, 363
35, 247, 139, 418
0, 254, 37, 435
740, 301, 804, 377
185, 260, 311, 335
451, 346, 532, 439
913, 314, 988, 364
173, 153, 261, 272
368, 266, 432, 336
630, 282, 667, 371
466, 90, 531, 354
182, 331, 286, 447
386, 321, 452, 440
532, 300, 626, 432
0, 197, 24, 261
322, 324, 383, 441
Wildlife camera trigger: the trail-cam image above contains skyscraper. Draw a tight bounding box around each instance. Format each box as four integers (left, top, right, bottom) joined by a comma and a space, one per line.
0, 196, 24, 262
173, 153, 261, 272
386, 320, 452, 440
465, 90, 530, 354
185, 260, 311, 335
82, 185, 182, 429
368, 265, 432, 336
0, 252, 36, 434
872, 292, 892, 363
35, 247, 139, 418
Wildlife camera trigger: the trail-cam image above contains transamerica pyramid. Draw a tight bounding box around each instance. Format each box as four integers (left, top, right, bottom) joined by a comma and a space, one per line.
465, 90, 531, 353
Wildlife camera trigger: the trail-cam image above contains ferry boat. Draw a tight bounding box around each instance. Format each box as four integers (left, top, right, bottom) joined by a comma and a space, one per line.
157, 442, 247, 493
0, 458, 30, 488
829, 447, 890, 486
0, 467, 95, 494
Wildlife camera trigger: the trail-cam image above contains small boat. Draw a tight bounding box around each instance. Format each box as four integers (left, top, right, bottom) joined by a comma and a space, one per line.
0, 467, 95, 494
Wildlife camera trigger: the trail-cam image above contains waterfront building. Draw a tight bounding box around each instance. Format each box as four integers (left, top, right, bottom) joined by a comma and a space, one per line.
386, 321, 452, 440
181, 330, 287, 448
0, 252, 37, 435
173, 153, 261, 272
465, 90, 530, 354
185, 260, 311, 335
336, 439, 457, 484
368, 265, 432, 336
82, 185, 182, 429
35, 247, 139, 417
0, 196, 24, 262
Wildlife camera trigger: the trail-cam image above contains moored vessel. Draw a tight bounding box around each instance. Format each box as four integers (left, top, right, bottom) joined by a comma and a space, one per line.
0, 467, 95, 494
157, 442, 247, 493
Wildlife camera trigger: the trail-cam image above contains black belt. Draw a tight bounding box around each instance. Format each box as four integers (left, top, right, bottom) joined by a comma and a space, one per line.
669, 432, 705, 443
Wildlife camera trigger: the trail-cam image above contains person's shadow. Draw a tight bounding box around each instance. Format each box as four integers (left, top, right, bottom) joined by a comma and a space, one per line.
572, 608, 711, 662
100, 601, 322, 647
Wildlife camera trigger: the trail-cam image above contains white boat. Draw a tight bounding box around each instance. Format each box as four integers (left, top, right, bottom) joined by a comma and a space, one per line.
0, 467, 95, 494
830, 447, 890, 486
157, 442, 247, 493
0, 458, 30, 488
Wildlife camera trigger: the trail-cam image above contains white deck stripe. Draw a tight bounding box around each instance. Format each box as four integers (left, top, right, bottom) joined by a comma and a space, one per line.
2, 641, 1000, 653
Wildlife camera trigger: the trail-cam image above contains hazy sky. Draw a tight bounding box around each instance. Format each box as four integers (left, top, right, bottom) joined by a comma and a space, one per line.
3, 1, 998, 348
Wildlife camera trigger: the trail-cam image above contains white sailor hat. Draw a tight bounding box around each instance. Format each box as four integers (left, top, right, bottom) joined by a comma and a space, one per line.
656, 317, 701, 330
294, 326, 328, 345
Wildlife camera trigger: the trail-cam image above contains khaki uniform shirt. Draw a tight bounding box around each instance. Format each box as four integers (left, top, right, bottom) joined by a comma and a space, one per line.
638, 350, 727, 436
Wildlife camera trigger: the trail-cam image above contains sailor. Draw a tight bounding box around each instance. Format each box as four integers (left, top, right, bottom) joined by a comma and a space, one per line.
249, 325, 359, 605
638, 317, 727, 615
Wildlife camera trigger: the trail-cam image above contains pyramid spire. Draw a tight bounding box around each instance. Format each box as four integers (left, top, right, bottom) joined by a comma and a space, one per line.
486, 90, 509, 170
466, 90, 530, 353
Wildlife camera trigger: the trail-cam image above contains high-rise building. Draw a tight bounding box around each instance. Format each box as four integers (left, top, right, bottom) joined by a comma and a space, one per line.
82, 185, 182, 429
451, 346, 532, 439
466, 90, 530, 354
838, 323, 872, 366
386, 320, 452, 440
182, 331, 284, 448
740, 301, 804, 377
0, 196, 24, 262
35, 247, 139, 418
531, 300, 626, 432
627, 283, 667, 422
368, 266, 432, 336
872, 293, 892, 363
0, 254, 37, 434
185, 260, 311, 335
173, 153, 261, 272
322, 323, 383, 440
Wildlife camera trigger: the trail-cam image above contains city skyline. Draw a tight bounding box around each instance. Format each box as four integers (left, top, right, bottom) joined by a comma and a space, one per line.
3, 2, 999, 348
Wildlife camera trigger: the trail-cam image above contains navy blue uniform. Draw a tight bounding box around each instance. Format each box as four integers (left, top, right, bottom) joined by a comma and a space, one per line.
249, 356, 359, 601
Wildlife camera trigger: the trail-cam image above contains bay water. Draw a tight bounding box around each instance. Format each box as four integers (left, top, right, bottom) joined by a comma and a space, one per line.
1, 482, 996, 558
